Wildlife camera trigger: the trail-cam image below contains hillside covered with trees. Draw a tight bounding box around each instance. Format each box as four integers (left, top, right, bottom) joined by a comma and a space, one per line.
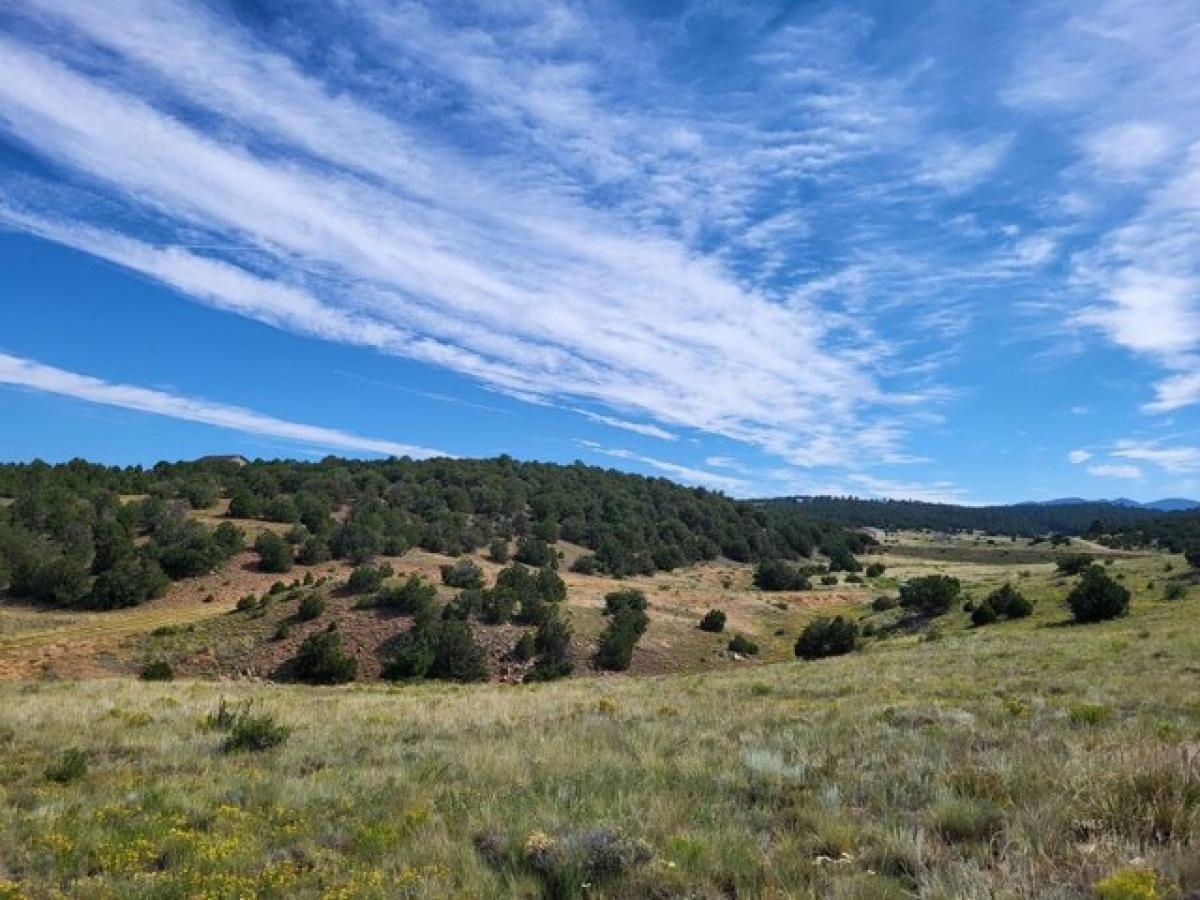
766, 495, 1163, 537
0, 456, 866, 608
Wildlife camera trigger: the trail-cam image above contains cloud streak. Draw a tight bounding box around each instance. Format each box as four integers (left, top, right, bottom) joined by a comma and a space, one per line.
0, 352, 444, 459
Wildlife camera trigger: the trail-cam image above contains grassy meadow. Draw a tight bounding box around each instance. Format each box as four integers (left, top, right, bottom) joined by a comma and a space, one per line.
1, 537, 1198, 898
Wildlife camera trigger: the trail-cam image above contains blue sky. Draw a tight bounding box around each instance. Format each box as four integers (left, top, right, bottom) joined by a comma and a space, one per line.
1, 0, 1198, 503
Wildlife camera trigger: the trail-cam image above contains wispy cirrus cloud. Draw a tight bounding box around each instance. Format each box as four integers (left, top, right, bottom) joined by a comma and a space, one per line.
0, 352, 444, 458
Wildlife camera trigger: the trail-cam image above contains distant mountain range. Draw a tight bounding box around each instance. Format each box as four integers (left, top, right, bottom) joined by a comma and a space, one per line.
1031, 498, 1200, 511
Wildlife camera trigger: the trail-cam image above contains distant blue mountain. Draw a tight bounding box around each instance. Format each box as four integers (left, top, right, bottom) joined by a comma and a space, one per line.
1033, 497, 1199, 511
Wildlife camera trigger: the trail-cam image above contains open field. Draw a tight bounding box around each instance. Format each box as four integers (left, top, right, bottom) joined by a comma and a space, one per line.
1, 531, 1198, 897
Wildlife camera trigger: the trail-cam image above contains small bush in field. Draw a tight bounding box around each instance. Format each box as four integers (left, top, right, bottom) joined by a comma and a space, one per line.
570, 554, 598, 575
698, 609, 726, 633
273, 621, 291, 641
899, 575, 961, 617
292, 625, 357, 684
297, 592, 326, 621
865, 562, 886, 578
727, 634, 759, 655
1067, 566, 1130, 623
970, 602, 998, 626
140, 660, 174, 681
236, 594, 258, 612
972, 583, 1032, 626
753, 559, 810, 591
871, 595, 898, 612
596, 595, 648, 671
221, 707, 290, 753
844, 573, 864, 584
1163, 581, 1187, 601
820, 574, 838, 586
441, 558, 485, 589
348, 562, 393, 594
45, 748, 89, 784
795, 616, 858, 660
1056, 553, 1094, 576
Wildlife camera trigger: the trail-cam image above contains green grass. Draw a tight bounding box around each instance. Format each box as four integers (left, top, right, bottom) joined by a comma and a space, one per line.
2, 568, 1200, 897
2, 544, 1198, 897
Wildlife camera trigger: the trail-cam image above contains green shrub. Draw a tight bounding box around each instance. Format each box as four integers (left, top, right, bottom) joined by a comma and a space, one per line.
753, 559, 811, 591
348, 562, 393, 593
596, 603, 649, 671
970, 601, 998, 626
871, 595, 898, 611
427, 619, 488, 682
898, 575, 961, 617
297, 537, 331, 565
844, 573, 863, 584
1056, 553, 1095, 576
820, 574, 838, 586
382, 634, 435, 680
513, 630, 536, 661
1093, 867, 1158, 900
514, 536, 555, 568
1067, 566, 1131, 623
273, 621, 291, 641
528, 612, 574, 681
139, 660, 174, 681
1163, 581, 1187, 601
86, 552, 169, 610
296, 591, 326, 621
865, 562, 887, 578
45, 748, 89, 784
795, 616, 859, 660
377, 575, 438, 615
727, 633, 759, 655
488, 537, 510, 563
698, 609, 726, 633
570, 553, 598, 574
441, 558, 485, 589
1068, 702, 1112, 726
221, 707, 290, 753
292, 626, 357, 684
254, 530, 293, 573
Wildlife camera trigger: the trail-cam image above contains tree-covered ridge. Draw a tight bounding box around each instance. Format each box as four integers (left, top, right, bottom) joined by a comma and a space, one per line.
763, 496, 1161, 537
1087, 510, 1200, 553
0, 456, 863, 607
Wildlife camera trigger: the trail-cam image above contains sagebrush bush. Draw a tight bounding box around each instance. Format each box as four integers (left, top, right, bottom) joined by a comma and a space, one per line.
795, 616, 859, 660
698, 609, 726, 632
292, 626, 357, 684
1067, 566, 1131, 623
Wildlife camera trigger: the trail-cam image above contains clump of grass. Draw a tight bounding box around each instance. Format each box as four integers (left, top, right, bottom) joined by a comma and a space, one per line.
1092, 746, 1200, 845
928, 797, 1004, 844
297, 591, 327, 621
1069, 702, 1113, 726
45, 748, 88, 784
509, 827, 653, 897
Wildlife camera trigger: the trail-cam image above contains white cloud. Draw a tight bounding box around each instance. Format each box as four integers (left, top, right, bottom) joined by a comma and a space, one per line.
918, 137, 1011, 194
568, 408, 676, 441
1112, 439, 1200, 474
0, 352, 444, 459
574, 441, 745, 492
847, 474, 970, 504
1086, 463, 1142, 479
1082, 122, 1175, 178
1067, 449, 1091, 464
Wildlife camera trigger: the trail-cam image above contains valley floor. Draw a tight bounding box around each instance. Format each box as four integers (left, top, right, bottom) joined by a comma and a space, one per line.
1, 540, 1198, 897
